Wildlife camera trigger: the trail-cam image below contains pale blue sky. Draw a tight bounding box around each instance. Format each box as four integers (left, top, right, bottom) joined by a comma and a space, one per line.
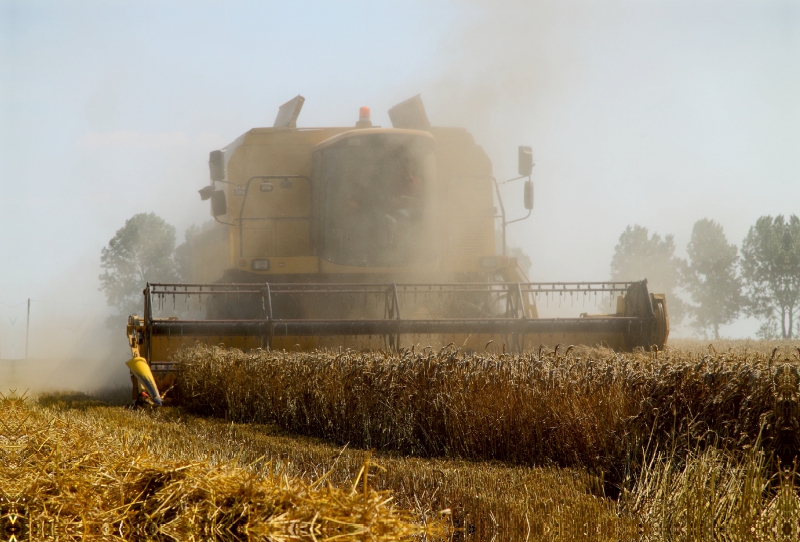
1, 0, 799, 357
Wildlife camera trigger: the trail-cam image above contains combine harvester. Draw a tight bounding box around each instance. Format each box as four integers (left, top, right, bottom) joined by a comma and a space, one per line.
126, 95, 669, 405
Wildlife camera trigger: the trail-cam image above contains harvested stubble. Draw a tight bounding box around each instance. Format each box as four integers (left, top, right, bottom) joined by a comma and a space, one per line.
50, 400, 631, 541
177, 342, 800, 480
0, 394, 438, 541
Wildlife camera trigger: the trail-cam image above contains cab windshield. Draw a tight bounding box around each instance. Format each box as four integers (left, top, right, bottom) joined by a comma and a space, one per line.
318, 133, 436, 267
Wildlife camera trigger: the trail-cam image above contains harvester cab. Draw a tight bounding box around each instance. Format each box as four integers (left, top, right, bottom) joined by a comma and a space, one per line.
125, 95, 669, 404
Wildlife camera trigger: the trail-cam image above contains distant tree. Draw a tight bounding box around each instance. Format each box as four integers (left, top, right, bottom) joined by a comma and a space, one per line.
174, 223, 200, 284
174, 220, 228, 284
99, 213, 180, 318
610, 225, 684, 322
681, 219, 742, 339
755, 319, 781, 341
740, 215, 800, 339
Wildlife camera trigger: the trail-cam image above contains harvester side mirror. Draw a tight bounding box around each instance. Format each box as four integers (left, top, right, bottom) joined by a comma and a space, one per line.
210, 190, 227, 216
523, 180, 533, 210
209, 150, 225, 182
198, 185, 215, 201
518, 146, 533, 177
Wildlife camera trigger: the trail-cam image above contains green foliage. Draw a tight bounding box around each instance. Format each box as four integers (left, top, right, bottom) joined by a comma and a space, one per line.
611, 225, 684, 321
99, 212, 179, 317
755, 320, 780, 340
174, 223, 200, 284
174, 220, 223, 284
681, 219, 742, 339
741, 214, 800, 339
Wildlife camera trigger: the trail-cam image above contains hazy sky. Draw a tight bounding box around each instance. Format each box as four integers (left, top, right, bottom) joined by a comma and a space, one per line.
1, 0, 798, 357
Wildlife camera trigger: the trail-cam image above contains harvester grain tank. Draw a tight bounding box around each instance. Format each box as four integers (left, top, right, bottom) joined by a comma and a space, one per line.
126, 95, 669, 404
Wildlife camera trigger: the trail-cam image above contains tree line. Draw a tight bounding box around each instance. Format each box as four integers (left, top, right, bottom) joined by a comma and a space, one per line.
99, 212, 800, 339
611, 215, 800, 339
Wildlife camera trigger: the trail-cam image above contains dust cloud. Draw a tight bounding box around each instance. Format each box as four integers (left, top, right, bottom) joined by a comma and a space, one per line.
403, 0, 798, 332
4, 1, 793, 396
406, 1, 613, 318
0, 254, 131, 397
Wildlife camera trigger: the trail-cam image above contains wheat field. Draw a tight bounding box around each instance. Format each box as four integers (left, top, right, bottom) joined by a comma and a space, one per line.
42, 396, 630, 541
177, 341, 800, 471
172, 340, 800, 540
17, 340, 800, 541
